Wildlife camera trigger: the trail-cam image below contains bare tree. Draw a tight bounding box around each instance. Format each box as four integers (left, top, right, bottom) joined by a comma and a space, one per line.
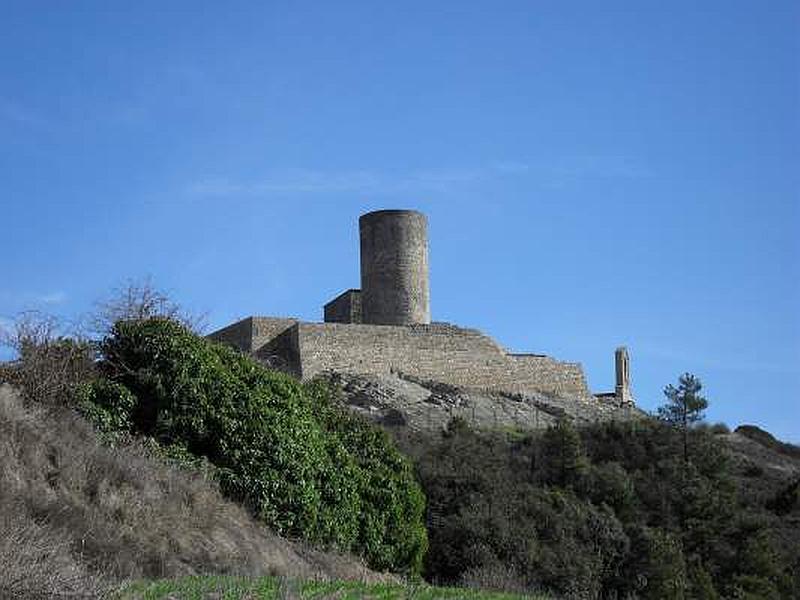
0, 279, 204, 405
0, 311, 96, 406
87, 277, 207, 337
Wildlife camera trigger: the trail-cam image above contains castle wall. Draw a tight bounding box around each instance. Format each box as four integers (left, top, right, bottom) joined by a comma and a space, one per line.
255, 322, 302, 377
251, 317, 299, 351
293, 322, 591, 397
207, 208, 606, 402
507, 354, 589, 397
323, 289, 362, 324
208, 317, 299, 355
206, 317, 254, 352
209, 318, 591, 398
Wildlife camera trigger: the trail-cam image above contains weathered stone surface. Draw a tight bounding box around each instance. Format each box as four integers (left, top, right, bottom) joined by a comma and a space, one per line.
327, 372, 644, 434
210, 317, 594, 399
359, 209, 430, 325
323, 289, 362, 324
615, 346, 635, 405
208, 209, 639, 415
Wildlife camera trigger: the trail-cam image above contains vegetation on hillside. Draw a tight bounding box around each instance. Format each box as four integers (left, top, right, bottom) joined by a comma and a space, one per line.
119, 574, 548, 600
77, 317, 427, 575
735, 424, 800, 460
0, 384, 395, 598
2, 285, 798, 599
400, 379, 800, 599
0, 286, 427, 595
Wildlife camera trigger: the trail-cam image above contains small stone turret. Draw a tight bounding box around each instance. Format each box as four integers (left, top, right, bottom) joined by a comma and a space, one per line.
615, 346, 635, 405
358, 209, 430, 325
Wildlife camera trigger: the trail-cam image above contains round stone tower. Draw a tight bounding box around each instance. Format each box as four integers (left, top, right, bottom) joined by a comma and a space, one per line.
359, 209, 430, 325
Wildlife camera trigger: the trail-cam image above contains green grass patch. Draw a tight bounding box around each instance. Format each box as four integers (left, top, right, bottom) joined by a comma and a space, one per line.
118, 575, 548, 600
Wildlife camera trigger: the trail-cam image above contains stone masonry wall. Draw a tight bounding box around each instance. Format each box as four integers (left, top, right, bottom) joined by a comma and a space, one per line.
209, 317, 592, 398
294, 322, 591, 398
208, 317, 298, 358
323, 290, 362, 324
206, 317, 253, 352
251, 317, 299, 351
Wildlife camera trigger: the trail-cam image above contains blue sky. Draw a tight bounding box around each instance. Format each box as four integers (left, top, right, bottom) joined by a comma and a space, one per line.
2, 2, 798, 440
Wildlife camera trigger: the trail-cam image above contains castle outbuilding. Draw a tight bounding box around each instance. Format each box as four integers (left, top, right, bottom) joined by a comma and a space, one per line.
209, 209, 635, 405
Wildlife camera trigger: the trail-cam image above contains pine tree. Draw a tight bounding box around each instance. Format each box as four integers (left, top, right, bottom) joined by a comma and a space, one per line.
658, 373, 708, 464
538, 419, 589, 488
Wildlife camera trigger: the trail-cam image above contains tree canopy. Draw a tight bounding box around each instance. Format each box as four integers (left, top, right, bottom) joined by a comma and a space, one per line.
658, 372, 708, 463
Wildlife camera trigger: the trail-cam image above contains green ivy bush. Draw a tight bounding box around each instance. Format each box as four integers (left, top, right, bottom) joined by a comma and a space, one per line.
80, 318, 426, 574
75, 379, 136, 443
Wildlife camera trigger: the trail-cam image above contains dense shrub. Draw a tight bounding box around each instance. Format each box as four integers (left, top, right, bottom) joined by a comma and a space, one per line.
767, 478, 799, 516
76, 379, 136, 440
413, 424, 628, 597
81, 318, 426, 574
624, 525, 687, 599
305, 380, 428, 573
407, 417, 799, 599
536, 419, 589, 489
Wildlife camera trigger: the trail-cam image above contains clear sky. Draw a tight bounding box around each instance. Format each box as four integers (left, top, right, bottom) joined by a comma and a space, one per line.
2, 2, 798, 441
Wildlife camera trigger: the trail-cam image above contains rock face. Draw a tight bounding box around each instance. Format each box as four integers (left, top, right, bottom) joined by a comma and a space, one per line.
327, 372, 644, 435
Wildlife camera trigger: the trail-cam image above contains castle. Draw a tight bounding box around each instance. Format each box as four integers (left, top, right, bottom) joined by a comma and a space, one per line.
209, 209, 634, 405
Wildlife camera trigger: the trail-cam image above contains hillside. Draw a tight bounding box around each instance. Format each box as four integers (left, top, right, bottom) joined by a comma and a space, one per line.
311, 372, 799, 598
2, 309, 798, 599
0, 385, 392, 598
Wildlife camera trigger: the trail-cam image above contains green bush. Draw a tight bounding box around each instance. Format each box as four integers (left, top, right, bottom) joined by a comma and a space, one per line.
766, 479, 799, 516
305, 380, 428, 573
625, 525, 687, 599
587, 461, 637, 519
537, 419, 589, 489
414, 425, 628, 597
81, 317, 426, 574
76, 379, 136, 443
406, 416, 798, 599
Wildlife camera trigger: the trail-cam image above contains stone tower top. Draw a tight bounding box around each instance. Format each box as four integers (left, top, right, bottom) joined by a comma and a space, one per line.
359, 209, 430, 325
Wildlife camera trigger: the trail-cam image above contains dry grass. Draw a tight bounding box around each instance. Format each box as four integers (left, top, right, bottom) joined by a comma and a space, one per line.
0, 498, 107, 599
0, 385, 393, 597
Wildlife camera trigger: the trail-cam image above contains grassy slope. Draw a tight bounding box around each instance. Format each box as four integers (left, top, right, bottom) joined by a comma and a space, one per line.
120, 575, 548, 600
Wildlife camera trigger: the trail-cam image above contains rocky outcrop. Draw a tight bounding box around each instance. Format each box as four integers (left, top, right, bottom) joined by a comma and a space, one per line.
327, 372, 643, 434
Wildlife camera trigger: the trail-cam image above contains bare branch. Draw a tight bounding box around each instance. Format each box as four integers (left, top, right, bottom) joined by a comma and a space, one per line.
86, 277, 207, 338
